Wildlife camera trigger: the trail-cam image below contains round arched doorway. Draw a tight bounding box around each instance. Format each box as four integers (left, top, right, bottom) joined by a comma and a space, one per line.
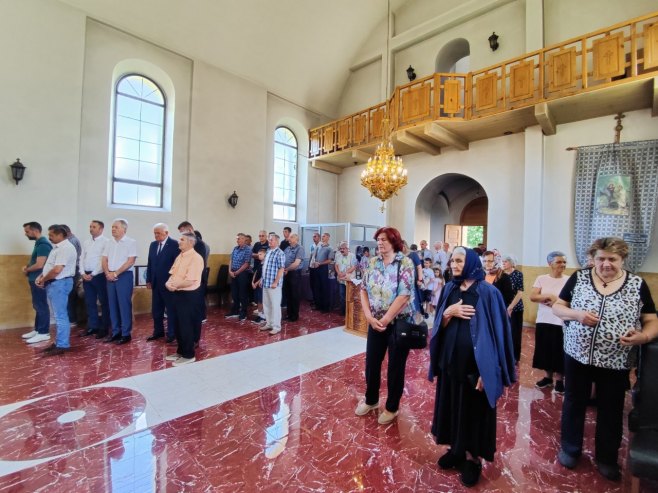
415, 173, 487, 248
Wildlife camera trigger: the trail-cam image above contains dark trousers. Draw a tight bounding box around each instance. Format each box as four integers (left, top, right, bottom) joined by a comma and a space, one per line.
561, 353, 630, 465
510, 310, 523, 362
83, 273, 110, 335
338, 283, 347, 316
365, 324, 411, 413
284, 270, 301, 320
309, 267, 319, 306
29, 280, 50, 334
230, 271, 250, 317
200, 268, 208, 321
173, 289, 199, 359
106, 271, 134, 337
67, 274, 80, 323
194, 287, 204, 343
314, 264, 330, 312
151, 281, 176, 338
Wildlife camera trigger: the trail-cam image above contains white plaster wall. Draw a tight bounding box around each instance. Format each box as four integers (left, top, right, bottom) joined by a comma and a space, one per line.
338, 135, 525, 254
0, 0, 85, 254
394, 0, 460, 35
542, 109, 658, 272
78, 20, 192, 260
336, 59, 383, 118
544, 0, 657, 46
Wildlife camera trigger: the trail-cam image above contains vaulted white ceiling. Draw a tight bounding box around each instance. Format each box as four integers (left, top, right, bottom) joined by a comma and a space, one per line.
58, 0, 412, 118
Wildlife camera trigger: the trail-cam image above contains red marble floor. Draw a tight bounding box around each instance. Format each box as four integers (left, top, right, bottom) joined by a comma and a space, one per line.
0, 303, 656, 492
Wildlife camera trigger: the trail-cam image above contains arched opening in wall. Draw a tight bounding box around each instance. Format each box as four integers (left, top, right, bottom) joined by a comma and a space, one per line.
435, 38, 470, 73
415, 173, 487, 249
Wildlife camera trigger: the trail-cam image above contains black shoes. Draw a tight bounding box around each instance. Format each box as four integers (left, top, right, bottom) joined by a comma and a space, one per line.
553, 380, 565, 394
80, 329, 96, 337
535, 377, 553, 389
437, 449, 465, 470
42, 344, 69, 356
95, 332, 107, 339
557, 449, 578, 469
165, 336, 176, 343
104, 334, 121, 343
460, 460, 482, 487
595, 460, 621, 481
146, 335, 163, 341
117, 336, 132, 345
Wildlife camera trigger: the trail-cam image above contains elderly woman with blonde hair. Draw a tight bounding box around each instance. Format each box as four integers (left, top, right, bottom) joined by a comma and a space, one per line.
553, 237, 658, 480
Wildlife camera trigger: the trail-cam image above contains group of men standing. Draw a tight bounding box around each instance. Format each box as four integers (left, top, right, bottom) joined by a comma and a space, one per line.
21, 219, 206, 365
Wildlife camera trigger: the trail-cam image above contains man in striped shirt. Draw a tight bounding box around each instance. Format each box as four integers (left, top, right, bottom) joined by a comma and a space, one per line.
261, 233, 285, 335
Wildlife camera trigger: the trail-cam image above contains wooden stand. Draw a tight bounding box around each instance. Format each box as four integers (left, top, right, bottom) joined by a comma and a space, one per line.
344, 281, 368, 337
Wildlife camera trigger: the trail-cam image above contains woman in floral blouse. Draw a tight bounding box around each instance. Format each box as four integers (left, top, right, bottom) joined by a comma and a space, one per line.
355, 226, 415, 425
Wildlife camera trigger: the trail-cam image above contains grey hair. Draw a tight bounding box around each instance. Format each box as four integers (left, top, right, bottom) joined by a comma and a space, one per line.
546, 250, 566, 264
502, 254, 517, 267
182, 232, 197, 246
153, 223, 168, 231
453, 246, 467, 256
339, 240, 349, 248
113, 218, 128, 230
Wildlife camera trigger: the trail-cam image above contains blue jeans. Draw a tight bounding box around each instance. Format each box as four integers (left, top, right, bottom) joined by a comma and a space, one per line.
46, 278, 73, 348
83, 273, 110, 333
338, 283, 347, 315
29, 280, 50, 334
107, 272, 134, 337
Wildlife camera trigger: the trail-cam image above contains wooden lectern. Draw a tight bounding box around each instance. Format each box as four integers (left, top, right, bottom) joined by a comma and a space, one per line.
344, 281, 368, 337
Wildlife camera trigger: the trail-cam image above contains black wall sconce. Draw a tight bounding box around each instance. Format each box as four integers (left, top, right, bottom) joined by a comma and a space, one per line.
9, 158, 26, 185
228, 191, 239, 208
488, 32, 499, 51
406, 65, 417, 82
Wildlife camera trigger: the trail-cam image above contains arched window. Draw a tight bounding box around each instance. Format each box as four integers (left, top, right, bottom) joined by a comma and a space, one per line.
111, 74, 166, 208
273, 127, 297, 221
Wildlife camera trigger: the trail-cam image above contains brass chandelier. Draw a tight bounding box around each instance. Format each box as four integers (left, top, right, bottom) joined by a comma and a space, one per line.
359, 0, 408, 212
360, 118, 408, 212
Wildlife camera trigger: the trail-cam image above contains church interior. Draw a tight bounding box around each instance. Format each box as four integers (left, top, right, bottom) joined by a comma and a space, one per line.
1, 0, 658, 491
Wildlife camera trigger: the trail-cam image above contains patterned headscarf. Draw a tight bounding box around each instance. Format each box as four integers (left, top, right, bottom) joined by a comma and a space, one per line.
451, 247, 485, 284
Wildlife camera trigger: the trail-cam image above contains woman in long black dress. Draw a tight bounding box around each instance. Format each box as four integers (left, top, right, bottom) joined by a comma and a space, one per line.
429, 247, 516, 487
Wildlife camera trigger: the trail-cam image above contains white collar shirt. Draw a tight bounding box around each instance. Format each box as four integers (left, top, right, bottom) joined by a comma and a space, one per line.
42, 239, 78, 279
103, 235, 138, 272
80, 235, 110, 276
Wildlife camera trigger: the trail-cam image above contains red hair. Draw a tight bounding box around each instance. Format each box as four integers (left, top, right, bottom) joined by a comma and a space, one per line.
373, 227, 404, 253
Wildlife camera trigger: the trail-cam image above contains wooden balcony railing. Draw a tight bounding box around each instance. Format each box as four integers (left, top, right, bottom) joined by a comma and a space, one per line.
310, 10, 658, 159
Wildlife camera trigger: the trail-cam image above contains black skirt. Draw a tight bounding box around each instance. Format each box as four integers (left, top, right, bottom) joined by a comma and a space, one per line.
532, 322, 565, 373
430, 284, 497, 462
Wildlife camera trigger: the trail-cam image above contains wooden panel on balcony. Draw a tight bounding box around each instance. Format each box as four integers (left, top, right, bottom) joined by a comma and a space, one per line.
475, 73, 498, 111
322, 127, 335, 154
337, 119, 350, 148
353, 115, 366, 144
593, 33, 625, 79
310, 130, 320, 157
548, 48, 577, 91
444, 79, 461, 114
370, 108, 385, 138
401, 84, 431, 123
645, 22, 658, 69
509, 60, 535, 101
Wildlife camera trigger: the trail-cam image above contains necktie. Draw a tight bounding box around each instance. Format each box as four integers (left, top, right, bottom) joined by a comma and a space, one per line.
157, 242, 162, 255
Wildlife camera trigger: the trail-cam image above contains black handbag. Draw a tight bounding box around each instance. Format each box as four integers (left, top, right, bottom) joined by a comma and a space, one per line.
393, 260, 428, 350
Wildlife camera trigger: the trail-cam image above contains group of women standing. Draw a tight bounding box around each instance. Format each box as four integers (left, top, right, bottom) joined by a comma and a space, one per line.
354, 227, 657, 487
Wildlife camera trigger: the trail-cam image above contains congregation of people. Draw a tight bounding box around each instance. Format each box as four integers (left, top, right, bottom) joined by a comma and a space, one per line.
20, 219, 658, 487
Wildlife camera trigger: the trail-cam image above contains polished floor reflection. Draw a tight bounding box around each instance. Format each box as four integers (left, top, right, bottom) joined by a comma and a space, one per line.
0, 304, 656, 492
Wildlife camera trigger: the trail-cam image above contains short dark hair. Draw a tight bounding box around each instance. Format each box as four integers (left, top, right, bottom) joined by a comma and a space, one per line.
23, 222, 42, 232
178, 221, 193, 230
48, 224, 67, 237
362, 247, 370, 254
410, 244, 418, 251
423, 257, 432, 264
60, 224, 71, 235
373, 227, 404, 253
91, 220, 104, 229
283, 226, 292, 233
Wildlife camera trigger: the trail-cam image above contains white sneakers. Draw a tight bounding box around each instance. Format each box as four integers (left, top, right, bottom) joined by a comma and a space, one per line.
22, 330, 37, 339
260, 325, 272, 331
165, 353, 182, 361
173, 357, 195, 367
269, 328, 281, 335
377, 410, 399, 425
25, 333, 50, 344
355, 401, 379, 416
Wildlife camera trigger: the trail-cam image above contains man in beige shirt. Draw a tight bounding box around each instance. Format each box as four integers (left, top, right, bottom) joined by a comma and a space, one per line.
164, 232, 204, 366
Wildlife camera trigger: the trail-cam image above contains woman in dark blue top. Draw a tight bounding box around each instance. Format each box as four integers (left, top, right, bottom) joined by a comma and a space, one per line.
429, 247, 516, 488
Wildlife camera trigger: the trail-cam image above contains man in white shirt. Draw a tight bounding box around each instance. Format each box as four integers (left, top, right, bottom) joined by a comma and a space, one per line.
102, 218, 137, 344
437, 242, 451, 271
35, 224, 78, 355
80, 220, 110, 339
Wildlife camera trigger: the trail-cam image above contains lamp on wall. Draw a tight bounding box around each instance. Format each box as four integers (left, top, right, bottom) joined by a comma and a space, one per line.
488, 32, 499, 51
228, 191, 239, 208
406, 65, 416, 82
9, 158, 26, 185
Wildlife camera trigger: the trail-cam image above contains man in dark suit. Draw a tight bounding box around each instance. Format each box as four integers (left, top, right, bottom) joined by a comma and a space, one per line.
146, 223, 179, 342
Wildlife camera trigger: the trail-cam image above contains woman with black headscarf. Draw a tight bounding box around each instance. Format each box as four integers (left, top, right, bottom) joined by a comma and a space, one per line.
429, 247, 516, 487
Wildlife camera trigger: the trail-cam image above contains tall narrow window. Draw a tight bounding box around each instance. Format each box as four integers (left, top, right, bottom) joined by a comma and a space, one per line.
111, 74, 166, 208
273, 127, 297, 221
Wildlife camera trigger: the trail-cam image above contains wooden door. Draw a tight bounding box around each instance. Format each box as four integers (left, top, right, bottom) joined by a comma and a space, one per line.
444, 224, 462, 247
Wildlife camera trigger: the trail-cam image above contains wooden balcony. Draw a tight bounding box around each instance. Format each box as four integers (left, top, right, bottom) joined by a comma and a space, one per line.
309, 11, 658, 173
